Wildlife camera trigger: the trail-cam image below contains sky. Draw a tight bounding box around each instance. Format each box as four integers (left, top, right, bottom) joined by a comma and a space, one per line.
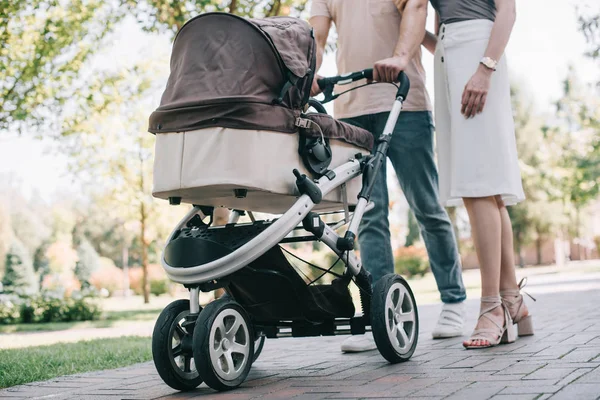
0, 0, 598, 201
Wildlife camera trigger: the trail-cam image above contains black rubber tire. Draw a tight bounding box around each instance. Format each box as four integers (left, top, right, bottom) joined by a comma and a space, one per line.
152, 299, 203, 391
371, 274, 419, 364
193, 298, 254, 391
252, 335, 266, 364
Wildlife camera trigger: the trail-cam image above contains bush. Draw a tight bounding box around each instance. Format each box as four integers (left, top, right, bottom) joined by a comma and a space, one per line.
0, 291, 101, 325
129, 264, 168, 296
0, 295, 21, 324
394, 246, 429, 278
150, 279, 170, 296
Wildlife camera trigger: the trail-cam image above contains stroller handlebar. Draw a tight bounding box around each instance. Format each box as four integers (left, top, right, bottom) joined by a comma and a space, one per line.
316, 69, 410, 101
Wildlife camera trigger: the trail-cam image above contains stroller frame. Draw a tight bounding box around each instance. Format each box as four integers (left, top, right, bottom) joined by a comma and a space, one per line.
152, 71, 419, 392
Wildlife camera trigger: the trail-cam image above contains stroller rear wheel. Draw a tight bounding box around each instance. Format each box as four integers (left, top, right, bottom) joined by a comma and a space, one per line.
371, 274, 419, 363
193, 298, 254, 391
152, 300, 203, 391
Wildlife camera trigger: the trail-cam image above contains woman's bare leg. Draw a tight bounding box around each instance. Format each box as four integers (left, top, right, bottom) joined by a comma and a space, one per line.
496, 196, 520, 292
496, 196, 529, 320
463, 196, 505, 347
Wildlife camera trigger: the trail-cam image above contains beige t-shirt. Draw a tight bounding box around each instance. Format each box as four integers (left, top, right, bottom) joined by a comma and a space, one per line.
310, 0, 432, 119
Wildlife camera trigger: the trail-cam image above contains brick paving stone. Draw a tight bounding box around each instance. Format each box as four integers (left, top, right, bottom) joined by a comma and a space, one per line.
408, 382, 471, 397
523, 367, 578, 381
560, 348, 600, 363
443, 382, 506, 400
555, 368, 595, 387
441, 357, 489, 369
488, 395, 539, 400
549, 383, 600, 400
576, 366, 600, 383
493, 361, 547, 375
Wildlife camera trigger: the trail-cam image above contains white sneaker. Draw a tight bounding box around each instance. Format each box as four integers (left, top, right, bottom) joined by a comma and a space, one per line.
341, 332, 377, 353
432, 302, 465, 339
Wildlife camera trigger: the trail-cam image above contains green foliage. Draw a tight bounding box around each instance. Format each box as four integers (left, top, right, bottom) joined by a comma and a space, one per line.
578, 7, 600, 60
0, 290, 101, 324
2, 237, 38, 294
405, 210, 420, 247
0, 297, 20, 324
149, 278, 169, 296
394, 247, 429, 278
0, 202, 10, 278
0, 0, 124, 134
74, 239, 100, 288
124, 0, 310, 36
0, 336, 151, 388
33, 240, 51, 285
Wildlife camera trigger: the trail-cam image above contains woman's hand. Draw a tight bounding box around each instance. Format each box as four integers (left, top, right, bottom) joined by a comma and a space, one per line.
461, 65, 493, 118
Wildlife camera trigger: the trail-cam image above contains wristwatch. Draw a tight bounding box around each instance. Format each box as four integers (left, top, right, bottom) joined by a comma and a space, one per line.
480, 57, 498, 71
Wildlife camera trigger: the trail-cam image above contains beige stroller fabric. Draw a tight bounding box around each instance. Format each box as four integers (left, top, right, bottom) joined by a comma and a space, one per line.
153, 127, 368, 214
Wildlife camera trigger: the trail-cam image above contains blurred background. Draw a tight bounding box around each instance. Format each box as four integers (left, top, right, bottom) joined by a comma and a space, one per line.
0, 0, 598, 332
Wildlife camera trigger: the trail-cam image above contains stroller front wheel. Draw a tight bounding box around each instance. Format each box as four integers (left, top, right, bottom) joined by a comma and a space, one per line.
193, 298, 254, 391
371, 274, 419, 363
152, 299, 203, 391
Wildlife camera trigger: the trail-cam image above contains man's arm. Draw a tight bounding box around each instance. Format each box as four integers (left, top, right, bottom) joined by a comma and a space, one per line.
310, 15, 331, 73
374, 0, 428, 82
309, 15, 331, 95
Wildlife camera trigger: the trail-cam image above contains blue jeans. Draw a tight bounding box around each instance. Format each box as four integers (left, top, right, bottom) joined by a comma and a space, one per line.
341, 111, 466, 304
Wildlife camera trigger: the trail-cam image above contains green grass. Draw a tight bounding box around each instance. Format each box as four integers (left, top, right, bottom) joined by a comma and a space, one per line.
0, 336, 151, 389
0, 309, 162, 334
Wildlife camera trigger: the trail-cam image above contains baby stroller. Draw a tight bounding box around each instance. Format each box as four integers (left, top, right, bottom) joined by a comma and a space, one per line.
149, 13, 418, 392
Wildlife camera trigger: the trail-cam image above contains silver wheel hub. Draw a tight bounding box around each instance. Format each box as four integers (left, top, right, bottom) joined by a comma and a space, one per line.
209, 308, 250, 381
221, 338, 231, 351
385, 282, 416, 355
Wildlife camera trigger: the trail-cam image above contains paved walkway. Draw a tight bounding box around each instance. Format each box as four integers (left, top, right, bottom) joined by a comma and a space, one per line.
2, 272, 600, 399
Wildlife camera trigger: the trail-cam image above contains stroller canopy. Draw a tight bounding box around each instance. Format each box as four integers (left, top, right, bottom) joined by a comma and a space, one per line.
149, 13, 316, 134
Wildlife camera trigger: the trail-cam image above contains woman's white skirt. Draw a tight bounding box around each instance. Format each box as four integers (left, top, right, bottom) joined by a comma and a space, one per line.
434, 19, 525, 207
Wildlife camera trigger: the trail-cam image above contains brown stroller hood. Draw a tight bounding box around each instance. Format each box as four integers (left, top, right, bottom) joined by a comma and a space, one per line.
149, 13, 316, 134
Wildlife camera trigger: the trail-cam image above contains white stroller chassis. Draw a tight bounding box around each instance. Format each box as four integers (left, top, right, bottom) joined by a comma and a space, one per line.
152, 70, 420, 392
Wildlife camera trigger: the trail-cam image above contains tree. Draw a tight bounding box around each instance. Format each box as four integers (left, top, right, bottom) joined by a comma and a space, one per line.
60, 62, 183, 303
33, 240, 52, 286
75, 239, 101, 288
549, 72, 600, 249
508, 82, 568, 266
2, 237, 38, 294
0, 0, 124, 134
0, 202, 10, 278
124, 0, 310, 36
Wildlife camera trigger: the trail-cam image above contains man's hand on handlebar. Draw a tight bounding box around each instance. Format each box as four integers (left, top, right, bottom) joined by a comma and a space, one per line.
310, 75, 323, 97
373, 56, 409, 83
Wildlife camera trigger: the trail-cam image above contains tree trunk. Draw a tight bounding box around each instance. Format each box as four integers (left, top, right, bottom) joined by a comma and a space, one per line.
575, 207, 581, 261
266, 0, 281, 16
535, 236, 542, 265
122, 244, 130, 297
228, 0, 237, 14
141, 202, 149, 304
139, 135, 150, 304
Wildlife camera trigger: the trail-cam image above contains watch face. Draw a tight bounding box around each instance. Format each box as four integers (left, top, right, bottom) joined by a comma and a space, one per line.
481, 57, 496, 69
